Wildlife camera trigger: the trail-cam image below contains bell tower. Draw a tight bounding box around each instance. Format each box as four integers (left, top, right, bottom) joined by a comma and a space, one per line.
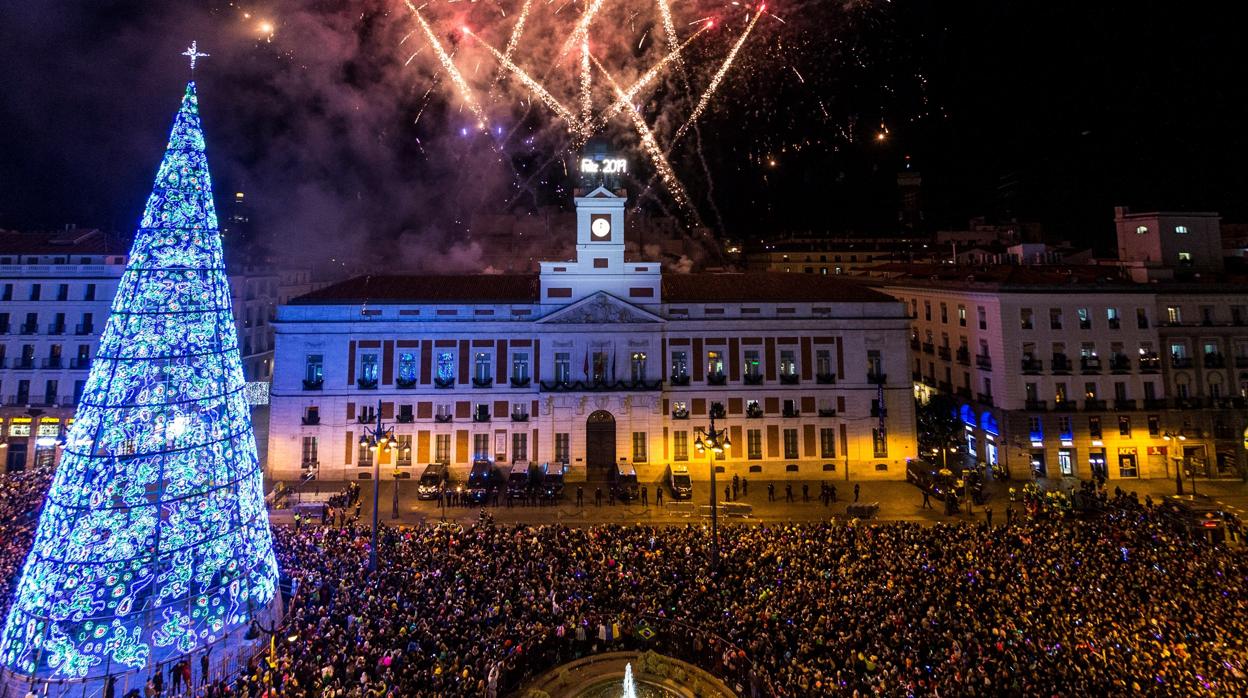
538, 141, 662, 305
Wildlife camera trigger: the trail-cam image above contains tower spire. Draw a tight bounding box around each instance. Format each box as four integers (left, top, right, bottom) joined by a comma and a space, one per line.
0, 78, 279, 688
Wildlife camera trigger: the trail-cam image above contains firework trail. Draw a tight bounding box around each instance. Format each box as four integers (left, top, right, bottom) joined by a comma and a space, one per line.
464, 28, 579, 128
587, 21, 712, 131
593, 54, 699, 224
496, 0, 534, 86
579, 33, 593, 139
404, 1, 487, 128
658, 0, 726, 232
671, 3, 765, 145
558, 0, 607, 59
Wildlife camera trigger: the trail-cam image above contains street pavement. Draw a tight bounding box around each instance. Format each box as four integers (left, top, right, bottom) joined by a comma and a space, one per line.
278, 475, 1248, 528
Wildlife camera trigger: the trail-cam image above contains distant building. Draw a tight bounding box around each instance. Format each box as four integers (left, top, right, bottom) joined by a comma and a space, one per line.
1115, 206, 1223, 275
0, 228, 127, 471
267, 173, 917, 484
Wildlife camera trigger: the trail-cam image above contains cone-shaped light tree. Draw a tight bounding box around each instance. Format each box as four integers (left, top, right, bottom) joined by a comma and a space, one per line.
0, 80, 280, 682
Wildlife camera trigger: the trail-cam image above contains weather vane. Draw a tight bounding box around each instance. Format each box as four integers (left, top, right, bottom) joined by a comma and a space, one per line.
181, 41, 209, 71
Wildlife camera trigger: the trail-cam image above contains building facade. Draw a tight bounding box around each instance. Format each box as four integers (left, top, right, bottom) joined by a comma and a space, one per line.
268, 185, 917, 483
0, 229, 127, 471
880, 268, 1248, 482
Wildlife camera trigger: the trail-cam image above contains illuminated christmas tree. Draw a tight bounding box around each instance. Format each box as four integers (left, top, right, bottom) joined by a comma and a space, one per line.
0, 73, 279, 684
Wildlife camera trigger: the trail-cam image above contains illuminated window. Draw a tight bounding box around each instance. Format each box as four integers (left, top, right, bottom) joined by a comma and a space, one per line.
1175, 225, 1188, 234
1135, 225, 1148, 234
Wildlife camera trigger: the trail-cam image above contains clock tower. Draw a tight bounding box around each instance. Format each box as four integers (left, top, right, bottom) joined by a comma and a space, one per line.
538, 145, 662, 305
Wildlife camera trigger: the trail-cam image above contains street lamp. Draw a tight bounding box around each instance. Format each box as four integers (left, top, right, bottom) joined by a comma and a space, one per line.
1162, 431, 1190, 496
358, 399, 397, 571
694, 413, 731, 572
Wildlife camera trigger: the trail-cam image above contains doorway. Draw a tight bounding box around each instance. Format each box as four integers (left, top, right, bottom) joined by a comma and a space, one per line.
5, 442, 28, 472
586, 410, 616, 479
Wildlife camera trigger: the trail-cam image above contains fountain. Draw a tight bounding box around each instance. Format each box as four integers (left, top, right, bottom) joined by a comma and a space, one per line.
622, 663, 639, 698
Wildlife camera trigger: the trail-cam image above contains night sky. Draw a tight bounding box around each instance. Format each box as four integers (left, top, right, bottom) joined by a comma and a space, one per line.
1, 2, 1244, 264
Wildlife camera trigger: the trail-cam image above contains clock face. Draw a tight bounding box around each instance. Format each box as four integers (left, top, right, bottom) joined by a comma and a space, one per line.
591, 216, 611, 240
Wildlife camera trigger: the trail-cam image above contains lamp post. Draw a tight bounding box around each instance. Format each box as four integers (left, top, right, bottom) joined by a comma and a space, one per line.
694, 413, 731, 572
1163, 431, 1189, 496
358, 399, 397, 571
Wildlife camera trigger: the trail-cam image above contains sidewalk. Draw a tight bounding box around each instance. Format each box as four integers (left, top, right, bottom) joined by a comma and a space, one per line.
293, 477, 1248, 528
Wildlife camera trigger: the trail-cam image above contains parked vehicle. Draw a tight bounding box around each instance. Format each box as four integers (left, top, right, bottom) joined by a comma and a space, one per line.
506, 461, 537, 500
466, 459, 498, 503
1158, 495, 1227, 543
667, 464, 693, 500
611, 463, 640, 501
416, 463, 449, 500
540, 462, 567, 500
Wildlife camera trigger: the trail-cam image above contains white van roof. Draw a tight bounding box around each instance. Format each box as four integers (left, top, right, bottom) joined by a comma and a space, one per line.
510, 461, 530, 474
671, 464, 690, 475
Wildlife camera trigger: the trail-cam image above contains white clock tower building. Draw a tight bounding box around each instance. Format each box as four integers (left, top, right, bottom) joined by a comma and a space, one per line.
538, 155, 662, 305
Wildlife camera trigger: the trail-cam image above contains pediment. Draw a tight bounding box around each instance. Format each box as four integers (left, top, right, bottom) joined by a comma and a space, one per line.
582, 185, 620, 199
538, 292, 663, 324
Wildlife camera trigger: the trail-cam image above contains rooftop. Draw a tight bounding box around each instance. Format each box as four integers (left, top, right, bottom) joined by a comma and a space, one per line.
0, 228, 129, 257
291, 272, 897, 305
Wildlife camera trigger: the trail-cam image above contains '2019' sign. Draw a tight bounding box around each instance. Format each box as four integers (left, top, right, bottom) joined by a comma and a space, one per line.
581, 157, 627, 174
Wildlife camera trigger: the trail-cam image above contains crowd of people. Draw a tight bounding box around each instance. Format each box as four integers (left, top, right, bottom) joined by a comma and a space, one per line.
1, 470, 1246, 697
0, 468, 52, 620
213, 492, 1246, 698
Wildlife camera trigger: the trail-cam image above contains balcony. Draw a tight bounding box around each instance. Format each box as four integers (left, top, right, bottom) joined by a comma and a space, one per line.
937, 346, 951, 361
1203, 353, 1226, 369
975, 354, 992, 370
510, 412, 530, 422
472, 410, 491, 423
707, 373, 728, 386
778, 373, 800, 385
743, 373, 764, 386
1053, 400, 1076, 412
434, 414, 453, 423
19, 324, 38, 335
938, 380, 953, 393
746, 405, 765, 419
867, 372, 887, 385
910, 338, 921, 351
509, 376, 532, 388
42, 357, 63, 369
1109, 355, 1131, 373
912, 371, 922, 382
5, 395, 31, 406
709, 403, 727, 419
1170, 356, 1193, 369
1236, 356, 1248, 369
539, 379, 664, 392
1051, 355, 1072, 373
357, 378, 378, 390
955, 386, 972, 399
1079, 357, 1101, 374
396, 413, 415, 424
817, 408, 837, 417
1139, 355, 1161, 373
434, 376, 455, 389
1174, 397, 1203, 410
955, 348, 971, 365
1084, 399, 1107, 411
1113, 399, 1137, 411
1107, 318, 1121, 330
976, 393, 994, 406
46, 323, 66, 335
356, 412, 377, 424
1021, 359, 1043, 374
782, 408, 801, 418
300, 415, 321, 426
1143, 398, 1168, 410
396, 376, 418, 389
669, 374, 691, 387
815, 373, 836, 385
11, 358, 35, 370
74, 323, 94, 335
472, 377, 494, 389
69, 358, 90, 370
921, 342, 935, 355
1079, 320, 1092, 330
302, 378, 324, 390
672, 408, 690, 420
1025, 400, 1048, 411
